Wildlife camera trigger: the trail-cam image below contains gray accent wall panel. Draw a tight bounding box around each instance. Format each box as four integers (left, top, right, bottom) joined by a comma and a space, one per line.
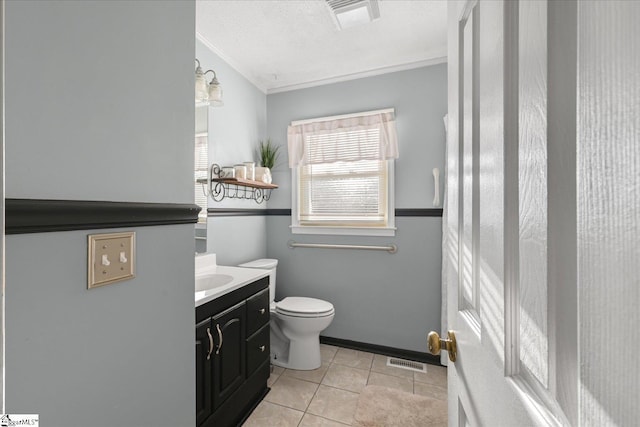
196, 38, 268, 208
6, 227, 194, 425
265, 64, 447, 353
208, 216, 268, 266
4, 1, 195, 424
266, 64, 447, 209
196, 39, 269, 263
267, 216, 443, 352
6, 1, 194, 203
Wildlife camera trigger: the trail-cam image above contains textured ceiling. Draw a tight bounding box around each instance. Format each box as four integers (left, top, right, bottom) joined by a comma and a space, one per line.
196, 0, 447, 93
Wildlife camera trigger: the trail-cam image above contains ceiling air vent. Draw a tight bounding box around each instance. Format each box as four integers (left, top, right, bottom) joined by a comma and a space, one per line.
326, 0, 380, 30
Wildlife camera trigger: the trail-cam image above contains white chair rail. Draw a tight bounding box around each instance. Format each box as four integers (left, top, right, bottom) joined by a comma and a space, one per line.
287, 240, 397, 254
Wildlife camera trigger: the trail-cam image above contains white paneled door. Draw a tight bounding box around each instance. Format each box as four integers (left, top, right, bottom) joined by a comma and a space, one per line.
441, 0, 639, 426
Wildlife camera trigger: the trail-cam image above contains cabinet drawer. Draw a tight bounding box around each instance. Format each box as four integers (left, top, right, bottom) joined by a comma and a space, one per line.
246, 324, 270, 377
246, 288, 270, 336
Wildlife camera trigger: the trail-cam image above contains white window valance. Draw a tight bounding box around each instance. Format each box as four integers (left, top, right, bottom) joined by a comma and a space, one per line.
287, 109, 399, 168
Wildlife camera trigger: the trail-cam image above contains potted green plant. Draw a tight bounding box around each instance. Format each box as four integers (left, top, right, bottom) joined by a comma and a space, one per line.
257, 138, 280, 169
255, 139, 280, 184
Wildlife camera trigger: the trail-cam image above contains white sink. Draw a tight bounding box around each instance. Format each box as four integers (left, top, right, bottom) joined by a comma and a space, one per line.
195, 274, 233, 292
195, 253, 270, 307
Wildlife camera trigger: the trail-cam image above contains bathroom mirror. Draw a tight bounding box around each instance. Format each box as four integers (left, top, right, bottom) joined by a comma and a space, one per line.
195, 105, 208, 253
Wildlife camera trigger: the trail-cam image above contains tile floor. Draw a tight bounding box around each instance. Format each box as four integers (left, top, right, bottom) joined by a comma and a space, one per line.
243, 344, 448, 426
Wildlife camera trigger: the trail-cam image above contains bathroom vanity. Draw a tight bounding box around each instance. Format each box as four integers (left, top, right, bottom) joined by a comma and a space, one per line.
195, 259, 270, 427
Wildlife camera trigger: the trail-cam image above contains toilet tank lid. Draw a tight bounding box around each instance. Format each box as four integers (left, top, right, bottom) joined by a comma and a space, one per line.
239, 258, 278, 269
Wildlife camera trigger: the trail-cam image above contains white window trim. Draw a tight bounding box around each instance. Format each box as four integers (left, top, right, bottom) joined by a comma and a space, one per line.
291, 161, 396, 237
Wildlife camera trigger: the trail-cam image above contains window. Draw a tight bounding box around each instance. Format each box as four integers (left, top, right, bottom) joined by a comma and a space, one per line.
194, 133, 208, 224
288, 109, 398, 236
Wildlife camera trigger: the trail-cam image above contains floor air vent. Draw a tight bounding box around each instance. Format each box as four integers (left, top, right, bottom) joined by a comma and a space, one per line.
386, 357, 427, 373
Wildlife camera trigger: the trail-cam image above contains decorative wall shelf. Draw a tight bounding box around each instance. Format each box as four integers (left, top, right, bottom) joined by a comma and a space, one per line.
198, 174, 278, 204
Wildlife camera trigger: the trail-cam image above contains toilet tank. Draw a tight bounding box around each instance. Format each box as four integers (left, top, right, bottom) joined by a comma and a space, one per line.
238, 258, 278, 302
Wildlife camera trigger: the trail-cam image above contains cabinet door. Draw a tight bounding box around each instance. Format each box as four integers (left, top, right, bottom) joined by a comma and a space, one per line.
212, 301, 246, 409
195, 319, 213, 425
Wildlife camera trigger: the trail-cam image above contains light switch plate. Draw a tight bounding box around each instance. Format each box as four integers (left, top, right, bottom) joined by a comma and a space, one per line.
88, 232, 136, 289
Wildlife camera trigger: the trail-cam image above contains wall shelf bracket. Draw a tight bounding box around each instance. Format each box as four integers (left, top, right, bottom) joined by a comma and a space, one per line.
198, 164, 278, 204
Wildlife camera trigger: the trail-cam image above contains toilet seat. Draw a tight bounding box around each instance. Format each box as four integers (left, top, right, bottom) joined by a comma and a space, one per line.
275, 297, 335, 318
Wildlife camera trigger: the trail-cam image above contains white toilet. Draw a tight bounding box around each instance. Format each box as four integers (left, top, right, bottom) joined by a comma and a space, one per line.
239, 259, 335, 370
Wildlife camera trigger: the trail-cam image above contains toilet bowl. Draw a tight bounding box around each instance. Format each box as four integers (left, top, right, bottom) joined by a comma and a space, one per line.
239, 259, 335, 370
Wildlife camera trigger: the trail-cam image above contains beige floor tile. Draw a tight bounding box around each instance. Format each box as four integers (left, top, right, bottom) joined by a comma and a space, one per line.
243, 401, 304, 427
367, 371, 414, 393
265, 376, 319, 411
370, 354, 415, 379
414, 382, 448, 401
321, 363, 369, 393
320, 344, 339, 364
283, 362, 330, 384
255, 348, 448, 427
268, 364, 285, 388
332, 348, 374, 370
299, 412, 351, 426
414, 364, 447, 387
267, 371, 281, 388
307, 385, 360, 425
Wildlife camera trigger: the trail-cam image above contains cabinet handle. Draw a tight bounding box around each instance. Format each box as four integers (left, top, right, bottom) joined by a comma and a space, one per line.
215, 323, 223, 355
206, 327, 214, 360
259, 345, 266, 352
259, 308, 266, 315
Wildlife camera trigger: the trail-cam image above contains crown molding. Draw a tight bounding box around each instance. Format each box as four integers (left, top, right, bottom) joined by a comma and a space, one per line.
197, 31, 447, 96
196, 32, 268, 93
266, 56, 447, 95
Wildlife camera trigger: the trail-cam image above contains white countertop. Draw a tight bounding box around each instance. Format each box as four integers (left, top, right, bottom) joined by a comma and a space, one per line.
195, 265, 270, 307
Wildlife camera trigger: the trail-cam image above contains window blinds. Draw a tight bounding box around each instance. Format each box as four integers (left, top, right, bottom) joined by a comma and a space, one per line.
289, 109, 397, 226
299, 160, 387, 224
194, 135, 208, 223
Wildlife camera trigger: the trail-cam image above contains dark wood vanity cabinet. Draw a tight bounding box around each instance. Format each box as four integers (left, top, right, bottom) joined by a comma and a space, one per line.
196, 277, 270, 427
196, 319, 213, 425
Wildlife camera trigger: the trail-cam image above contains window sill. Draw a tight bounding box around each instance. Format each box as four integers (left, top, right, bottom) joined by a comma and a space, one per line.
290, 225, 396, 237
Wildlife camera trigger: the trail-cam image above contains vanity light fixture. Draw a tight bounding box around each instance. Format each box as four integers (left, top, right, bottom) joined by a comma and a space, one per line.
195, 59, 223, 106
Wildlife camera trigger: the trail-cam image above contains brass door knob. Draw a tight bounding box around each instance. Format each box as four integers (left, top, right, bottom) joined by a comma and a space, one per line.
427, 330, 457, 362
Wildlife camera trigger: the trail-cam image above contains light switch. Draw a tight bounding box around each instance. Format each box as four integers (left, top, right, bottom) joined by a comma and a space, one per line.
88, 232, 135, 289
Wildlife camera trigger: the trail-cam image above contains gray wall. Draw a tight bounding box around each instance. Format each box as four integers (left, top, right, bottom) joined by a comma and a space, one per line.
5, 2, 195, 425
266, 65, 447, 352
196, 39, 268, 266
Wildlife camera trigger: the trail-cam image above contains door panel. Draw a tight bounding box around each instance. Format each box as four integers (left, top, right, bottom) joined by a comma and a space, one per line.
577, 2, 640, 424
518, 0, 549, 390
448, 1, 639, 425
446, 0, 571, 425
460, 5, 477, 315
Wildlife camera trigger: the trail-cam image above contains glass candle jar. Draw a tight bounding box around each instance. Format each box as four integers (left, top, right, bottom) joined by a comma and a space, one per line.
234, 164, 247, 180
219, 166, 235, 179
243, 162, 256, 181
